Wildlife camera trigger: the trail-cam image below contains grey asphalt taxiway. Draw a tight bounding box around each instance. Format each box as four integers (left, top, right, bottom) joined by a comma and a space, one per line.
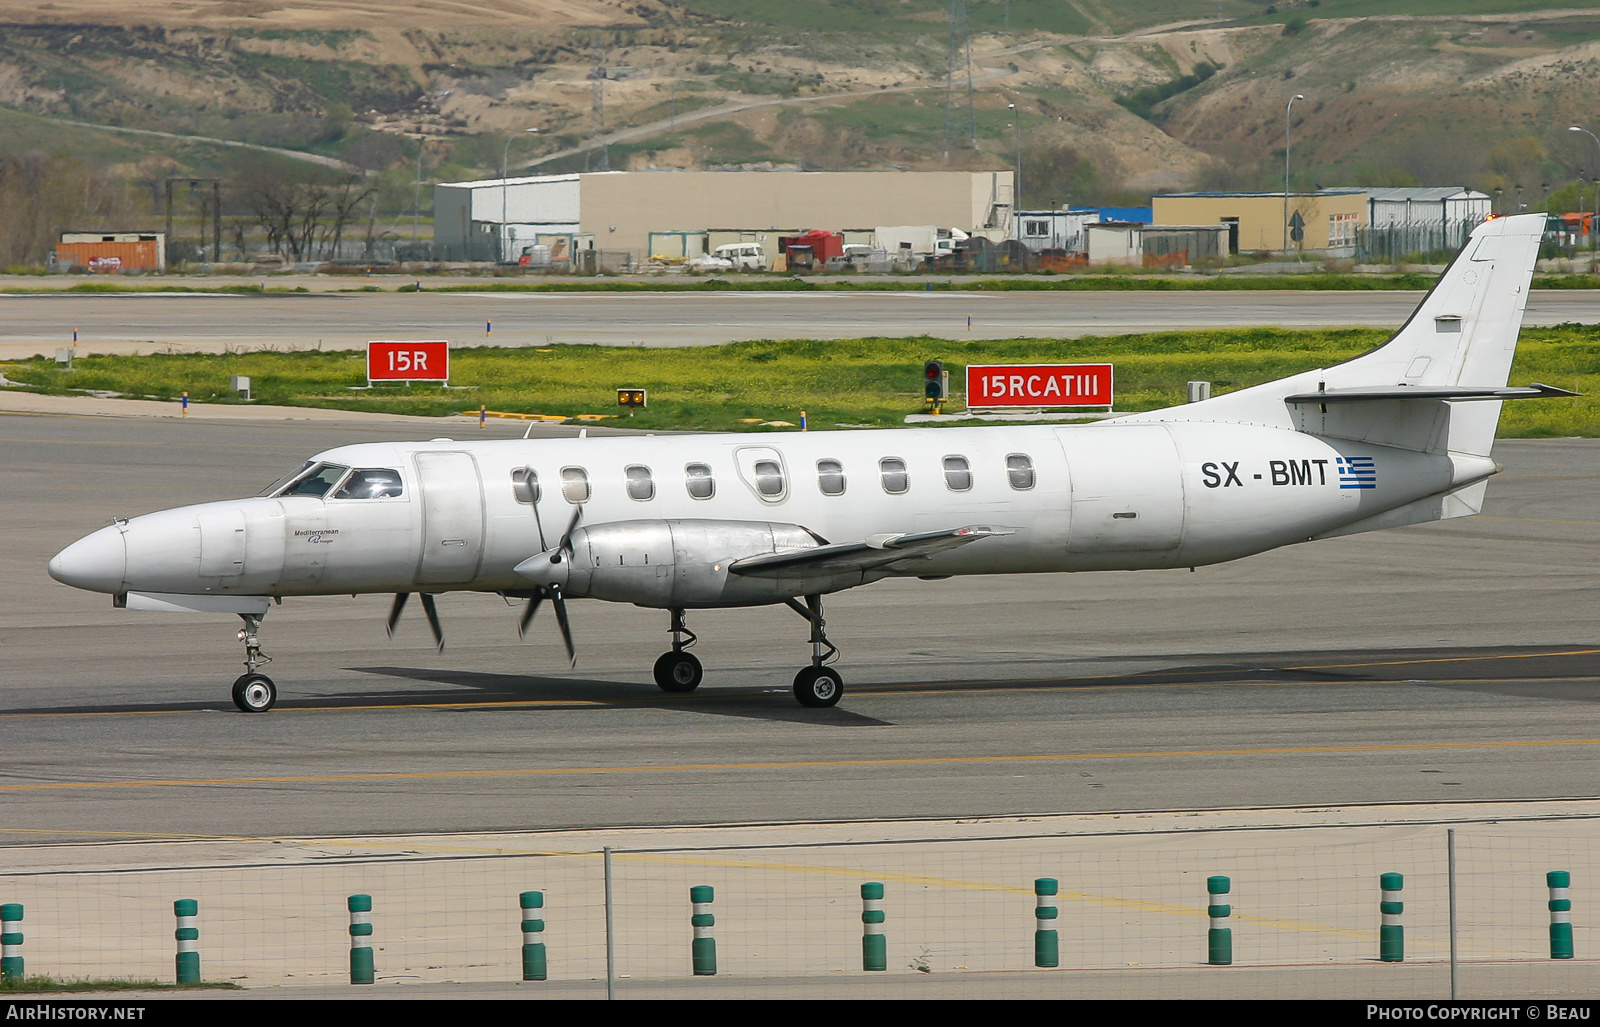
0, 288, 1598, 356
2, 411, 1598, 844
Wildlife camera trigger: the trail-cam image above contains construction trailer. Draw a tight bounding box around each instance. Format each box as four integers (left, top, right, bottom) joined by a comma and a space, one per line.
55, 233, 166, 272
1012, 209, 1100, 253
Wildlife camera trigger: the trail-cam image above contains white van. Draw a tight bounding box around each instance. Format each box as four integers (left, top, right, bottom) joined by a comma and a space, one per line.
710, 242, 766, 271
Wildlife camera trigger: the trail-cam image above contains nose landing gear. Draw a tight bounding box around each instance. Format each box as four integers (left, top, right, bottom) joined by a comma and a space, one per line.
653, 608, 703, 693
786, 594, 843, 708
231, 612, 277, 713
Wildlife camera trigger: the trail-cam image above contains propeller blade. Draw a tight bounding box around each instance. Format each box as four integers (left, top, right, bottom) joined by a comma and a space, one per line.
386, 592, 410, 637
517, 589, 545, 640
550, 585, 576, 667
420, 592, 444, 652
560, 505, 582, 551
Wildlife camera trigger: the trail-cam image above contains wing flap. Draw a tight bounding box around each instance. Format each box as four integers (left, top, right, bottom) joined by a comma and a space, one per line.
728, 525, 1013, 578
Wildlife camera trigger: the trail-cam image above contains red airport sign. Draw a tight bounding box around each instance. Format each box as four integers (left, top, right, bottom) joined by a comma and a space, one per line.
966, 363, 1113, 408
368, 340, 450, 384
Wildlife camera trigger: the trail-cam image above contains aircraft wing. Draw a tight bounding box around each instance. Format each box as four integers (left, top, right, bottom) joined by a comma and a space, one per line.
1283, 382, 1578, 404
728, 525, 1013, 578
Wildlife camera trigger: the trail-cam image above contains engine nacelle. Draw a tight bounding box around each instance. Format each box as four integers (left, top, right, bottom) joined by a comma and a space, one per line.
514, 519, 881, 608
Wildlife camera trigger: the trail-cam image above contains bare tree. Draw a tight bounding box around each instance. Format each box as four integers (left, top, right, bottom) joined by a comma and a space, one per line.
0, 154, 124, 268
236, 169, 375, 262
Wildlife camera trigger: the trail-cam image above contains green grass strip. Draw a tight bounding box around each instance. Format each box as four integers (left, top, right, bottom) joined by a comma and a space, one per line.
4, 325, 1597, 437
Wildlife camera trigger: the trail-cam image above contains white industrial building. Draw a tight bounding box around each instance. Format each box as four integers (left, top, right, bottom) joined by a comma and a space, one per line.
434, 170, 1016, 263
1343, 187, 1492, 229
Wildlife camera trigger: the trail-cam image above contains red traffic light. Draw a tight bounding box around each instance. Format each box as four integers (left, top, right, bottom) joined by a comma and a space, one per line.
925, 360, 943, 378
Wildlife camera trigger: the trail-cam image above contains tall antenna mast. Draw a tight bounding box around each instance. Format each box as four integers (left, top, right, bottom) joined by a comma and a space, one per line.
943, 0, 976, 157
590, 47, 609, 172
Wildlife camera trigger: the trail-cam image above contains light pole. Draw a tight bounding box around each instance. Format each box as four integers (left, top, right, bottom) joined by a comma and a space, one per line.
1284, 93, 1305, 255
1570, 126, 1600, 251
501, 127, 540, 264
1007, 102, 1022, 212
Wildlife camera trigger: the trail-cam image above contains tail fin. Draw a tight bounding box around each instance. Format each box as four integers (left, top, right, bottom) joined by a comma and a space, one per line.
1145, 212, 1546, 456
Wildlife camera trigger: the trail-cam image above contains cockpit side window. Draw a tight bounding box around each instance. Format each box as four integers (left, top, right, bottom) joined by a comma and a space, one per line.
275, 463, 350, 498
333, 468, 404, 500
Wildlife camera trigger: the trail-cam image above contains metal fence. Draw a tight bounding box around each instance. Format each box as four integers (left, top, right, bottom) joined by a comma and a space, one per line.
1356, 222, 1481, 265
0, 817, 1594, 998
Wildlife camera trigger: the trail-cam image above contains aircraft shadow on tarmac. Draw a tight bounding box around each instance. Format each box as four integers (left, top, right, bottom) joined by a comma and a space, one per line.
6, 645, 1594, 719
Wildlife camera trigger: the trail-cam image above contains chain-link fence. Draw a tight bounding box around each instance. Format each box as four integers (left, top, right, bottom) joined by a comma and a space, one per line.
1, 817, 1594, 998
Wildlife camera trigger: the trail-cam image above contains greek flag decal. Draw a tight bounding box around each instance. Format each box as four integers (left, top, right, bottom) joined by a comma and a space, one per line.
1336, 455, 1377, 490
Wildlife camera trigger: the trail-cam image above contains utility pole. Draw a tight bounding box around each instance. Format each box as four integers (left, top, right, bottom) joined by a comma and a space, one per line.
1008, 102, 1022, 212
943, 0, 976, 158
590, 47, 609, 172
1283, 93, 1304, 254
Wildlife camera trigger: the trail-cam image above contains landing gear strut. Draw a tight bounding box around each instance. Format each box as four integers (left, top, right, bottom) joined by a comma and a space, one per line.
231, 612, 277, 713
786, 594, 843, 708
653, 608, 703, 693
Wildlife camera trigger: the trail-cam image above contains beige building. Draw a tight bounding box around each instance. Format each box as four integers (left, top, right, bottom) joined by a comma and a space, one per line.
436, 170, 1015, 261
1151, 190, 1367, 255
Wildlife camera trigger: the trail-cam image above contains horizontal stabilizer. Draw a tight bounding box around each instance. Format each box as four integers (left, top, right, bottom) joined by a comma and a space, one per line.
730, 525, 1012, 577
1284, 382, 1578, 405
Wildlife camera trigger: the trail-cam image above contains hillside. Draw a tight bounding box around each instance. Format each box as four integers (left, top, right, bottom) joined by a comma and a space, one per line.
1, 1, 1599, 213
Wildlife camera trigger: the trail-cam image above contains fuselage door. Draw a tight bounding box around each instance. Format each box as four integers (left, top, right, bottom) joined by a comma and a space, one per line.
1056, 425, 1186, 553
416, 451, 486, 585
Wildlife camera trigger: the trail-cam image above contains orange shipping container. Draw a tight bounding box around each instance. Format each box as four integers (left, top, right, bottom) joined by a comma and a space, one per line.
55, 233, 165, 272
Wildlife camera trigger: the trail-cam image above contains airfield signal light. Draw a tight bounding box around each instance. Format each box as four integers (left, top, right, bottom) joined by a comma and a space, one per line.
924, 360, 949, 414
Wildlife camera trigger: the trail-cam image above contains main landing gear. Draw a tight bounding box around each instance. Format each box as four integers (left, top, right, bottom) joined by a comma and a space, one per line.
786, 595, 843, 708
231, 612, 277, 713
651, 597, 844, 707
653, 608, 703, 693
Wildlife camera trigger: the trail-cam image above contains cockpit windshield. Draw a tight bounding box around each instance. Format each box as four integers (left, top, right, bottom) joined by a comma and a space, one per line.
270, 463, 351, 499
259, 461, 314, 497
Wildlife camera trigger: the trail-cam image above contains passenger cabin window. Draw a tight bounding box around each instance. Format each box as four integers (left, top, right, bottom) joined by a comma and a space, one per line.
880, 457, 908, 495
625, 464, 655, 501
817, 459, 846, 496
1006, 454, 1035, 490
511, 467, 540, 505
942, 455, 971, 492
685, 462, 715, 500
276, 463, 349, 498
753, 459, 785, 498
560, 466, 590, 504
333, 468, 403, 499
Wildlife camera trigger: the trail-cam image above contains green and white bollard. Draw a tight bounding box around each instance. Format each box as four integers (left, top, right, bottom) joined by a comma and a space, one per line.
348, 894, 374, 985
861, 882, 886, 972
1, 903, 21, 982
1549, 871, 1574, 960
1378, 873, 1403, 963
690, 885, 716, 976
1034, 878, 1059, 968
174, 899, 200, 984
1207, 876, 1232, 966
520, 891, 547, 981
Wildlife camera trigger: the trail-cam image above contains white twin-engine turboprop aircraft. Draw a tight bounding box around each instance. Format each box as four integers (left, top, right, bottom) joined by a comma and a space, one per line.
48, 214, 1572, 711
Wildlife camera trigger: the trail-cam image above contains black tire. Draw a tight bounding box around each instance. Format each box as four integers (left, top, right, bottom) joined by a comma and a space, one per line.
792, 666, 843, 708
653, 651, 703, 693
231, 673, 277, 713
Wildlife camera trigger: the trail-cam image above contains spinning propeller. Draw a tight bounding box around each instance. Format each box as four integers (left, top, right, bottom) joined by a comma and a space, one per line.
515, 504, 581, 667
386, 591, 444, 651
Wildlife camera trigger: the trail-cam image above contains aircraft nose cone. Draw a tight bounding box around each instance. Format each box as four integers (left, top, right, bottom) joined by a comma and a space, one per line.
48, 525, 127, 594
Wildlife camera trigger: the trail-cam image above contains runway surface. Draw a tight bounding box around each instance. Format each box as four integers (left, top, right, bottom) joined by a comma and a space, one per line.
2, 412, 1598, 844
1, 288, 1598, 356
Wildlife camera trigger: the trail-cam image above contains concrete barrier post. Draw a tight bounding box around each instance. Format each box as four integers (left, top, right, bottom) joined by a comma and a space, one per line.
520, 891, 547, 981
174, 899, 200, 984
348, 894, 374, 984
1034, 878, 1059, 968
861, 882, 886, 971
1549, 871, 1574, 959
690, 885, 716, 976
1207, 876, 1232, 966
0, 904, 21, 982
1379, 873, 1404, 962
